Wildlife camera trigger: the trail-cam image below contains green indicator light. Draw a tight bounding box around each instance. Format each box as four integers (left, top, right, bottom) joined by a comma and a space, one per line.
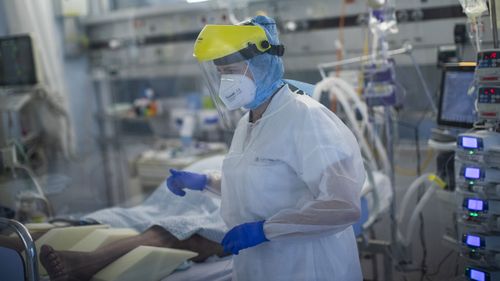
469, 151, 474, 155
469, 181, 474, 185
470, 212, 479, 217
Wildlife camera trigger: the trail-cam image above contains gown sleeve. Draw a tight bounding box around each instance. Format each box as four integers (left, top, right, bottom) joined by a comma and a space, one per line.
263, 105, 366, 240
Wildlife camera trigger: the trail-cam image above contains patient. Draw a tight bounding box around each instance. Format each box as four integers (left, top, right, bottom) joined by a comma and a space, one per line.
1, 225, 226, 281
40, 225, 226, 281
0, 156, 227, 280
0, 168, 227, 280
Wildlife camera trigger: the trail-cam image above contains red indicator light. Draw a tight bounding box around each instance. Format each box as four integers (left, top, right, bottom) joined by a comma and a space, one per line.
493, 53, 497, 58
482, 77, 499, 81
482, 112, 497, 117
491, 89, 495, 94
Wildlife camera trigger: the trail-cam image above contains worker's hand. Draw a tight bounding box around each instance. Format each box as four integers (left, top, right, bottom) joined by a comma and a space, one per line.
221, 220, 269, 255
166, 169, 207, 196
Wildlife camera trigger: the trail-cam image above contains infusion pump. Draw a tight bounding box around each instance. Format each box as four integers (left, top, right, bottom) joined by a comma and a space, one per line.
476, 50, 500, 120
477, 86, 500, 119
476, 50, 500, 83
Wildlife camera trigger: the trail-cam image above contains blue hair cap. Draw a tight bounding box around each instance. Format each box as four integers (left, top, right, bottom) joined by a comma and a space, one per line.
244, 15, 285, 110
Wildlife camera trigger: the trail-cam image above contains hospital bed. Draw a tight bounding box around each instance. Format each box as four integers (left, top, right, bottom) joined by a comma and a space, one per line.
0, 153, 390, 281
0, 155, 231, 281
0, 230, 231, 281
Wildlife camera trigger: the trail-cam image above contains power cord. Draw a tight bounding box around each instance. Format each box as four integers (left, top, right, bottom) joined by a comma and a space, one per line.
415, 126, 428, 281
426, 250, 455, 278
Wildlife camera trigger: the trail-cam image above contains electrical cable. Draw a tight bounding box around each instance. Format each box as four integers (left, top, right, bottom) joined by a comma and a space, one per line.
394, 118, 435, 177
454, 251, 459, 276
414, 127, 428, 281
426, 250, 454, 277
394, 98, 433, 279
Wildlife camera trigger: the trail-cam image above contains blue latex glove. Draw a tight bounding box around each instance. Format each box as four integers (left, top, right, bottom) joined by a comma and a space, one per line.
166, 169, 207, 196
221, 221, 269, 255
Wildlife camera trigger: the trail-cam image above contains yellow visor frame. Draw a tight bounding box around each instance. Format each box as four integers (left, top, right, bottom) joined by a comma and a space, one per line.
193, 25, 279, 64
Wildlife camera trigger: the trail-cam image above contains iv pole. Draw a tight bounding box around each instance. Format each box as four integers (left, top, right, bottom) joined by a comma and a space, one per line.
317, 41, 436, 280
491, 0, 499, 48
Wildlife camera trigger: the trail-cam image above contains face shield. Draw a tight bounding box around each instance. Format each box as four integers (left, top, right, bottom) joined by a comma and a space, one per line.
198, 58, 253, 130
193, 24, 284, 130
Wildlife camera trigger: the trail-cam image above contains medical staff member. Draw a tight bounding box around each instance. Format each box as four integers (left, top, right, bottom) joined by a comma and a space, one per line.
166, 15, 365, 281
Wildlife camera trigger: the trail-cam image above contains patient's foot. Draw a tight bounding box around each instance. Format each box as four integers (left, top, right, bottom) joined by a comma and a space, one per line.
40, 245, 98, 281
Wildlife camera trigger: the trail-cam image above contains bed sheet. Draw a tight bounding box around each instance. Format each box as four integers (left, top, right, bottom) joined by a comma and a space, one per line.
164, 257, 232, 281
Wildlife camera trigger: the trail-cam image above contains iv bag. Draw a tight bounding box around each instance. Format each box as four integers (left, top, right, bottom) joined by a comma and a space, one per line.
459, 0, 488, 18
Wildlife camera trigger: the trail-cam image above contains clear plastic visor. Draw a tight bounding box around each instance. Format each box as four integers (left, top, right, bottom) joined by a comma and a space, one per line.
198, 56, 251, 131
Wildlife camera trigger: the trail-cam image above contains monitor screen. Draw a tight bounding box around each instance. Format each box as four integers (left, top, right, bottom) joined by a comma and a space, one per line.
462, 137, 479, 149
470, 269, 486, 281
465, 167, 481, 179
466, 235, 481, 247
0, 35, 37, 87
467, 199, 485, 211
438, 64, 477, 128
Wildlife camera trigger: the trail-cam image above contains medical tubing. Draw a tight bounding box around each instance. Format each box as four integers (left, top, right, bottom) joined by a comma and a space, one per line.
335, 78, 388, 174
331, 78, 383, 152
414, 120, 428, 279
333, 77, 370, 129
14, 164, 53, 217
312, 79, 370, 157
396, 173, 434, 225
362, 160, 381, 230
362, 161, 376, 197
334, 80, 383, 167
313, 79, 377, 169
334, 78, 370, 133
403, 183, 437, 247
333, 77, 391, 174
314, 76, 390, 176
314, 78, 374, 166
408, 53, 437, 114
36, 89, 76, 159
475, 20, 481, 51
371, 32, 379, 63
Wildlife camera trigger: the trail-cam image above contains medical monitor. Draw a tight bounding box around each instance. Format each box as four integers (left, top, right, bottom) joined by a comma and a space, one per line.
0, 35, 37, 87
437, 63, 477, 128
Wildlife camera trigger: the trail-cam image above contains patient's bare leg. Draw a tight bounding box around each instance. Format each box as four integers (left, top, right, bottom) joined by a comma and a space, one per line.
40, 225, 226, 281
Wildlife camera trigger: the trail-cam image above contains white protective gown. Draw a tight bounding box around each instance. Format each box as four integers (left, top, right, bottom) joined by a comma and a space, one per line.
219, 84, 365, 281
